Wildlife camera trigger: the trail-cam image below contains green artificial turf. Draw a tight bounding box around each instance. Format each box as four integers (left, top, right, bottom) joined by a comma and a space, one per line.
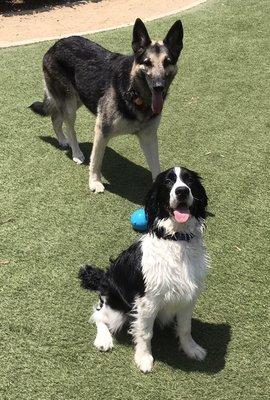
0, 0, 269, 398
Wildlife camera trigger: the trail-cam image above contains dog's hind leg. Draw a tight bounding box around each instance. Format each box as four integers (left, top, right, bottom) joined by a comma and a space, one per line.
89, 117, 109, 193
51, 111, 68, 149
92, 300, 126, 351
62, 99, 85, 165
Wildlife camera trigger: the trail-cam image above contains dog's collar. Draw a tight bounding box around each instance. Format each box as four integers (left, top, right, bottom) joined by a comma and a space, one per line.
131, 89, 147, 110
128, 88, 157, 118
165, 232, 195, 242
133, 95, 144, 107
153, 228, 194, 242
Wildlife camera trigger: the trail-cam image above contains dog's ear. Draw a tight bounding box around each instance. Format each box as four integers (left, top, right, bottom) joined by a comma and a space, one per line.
132, 18, 151, 55
144, 180, 159, 229
163, 20, 183, 63
197, 182, 208, 219
192, 175, 208, 220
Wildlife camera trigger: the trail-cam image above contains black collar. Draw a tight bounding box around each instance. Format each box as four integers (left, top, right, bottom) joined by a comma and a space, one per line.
152, 227, 194, 242
164, 232, 194, 242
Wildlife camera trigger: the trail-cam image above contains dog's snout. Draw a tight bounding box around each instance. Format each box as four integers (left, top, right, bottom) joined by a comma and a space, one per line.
152, 80, 165, 92
175, 186, 190, 198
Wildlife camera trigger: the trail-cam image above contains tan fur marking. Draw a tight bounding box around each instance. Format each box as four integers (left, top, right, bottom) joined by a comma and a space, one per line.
131, 61, 142, 78
151, 40, 164, 46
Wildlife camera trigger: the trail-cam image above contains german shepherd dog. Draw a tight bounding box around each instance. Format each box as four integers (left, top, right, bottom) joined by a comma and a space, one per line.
30, 19, 183, 193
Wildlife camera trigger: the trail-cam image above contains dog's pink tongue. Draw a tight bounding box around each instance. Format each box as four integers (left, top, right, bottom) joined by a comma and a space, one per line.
151, 91, 164, 115
173, 207, 190, 223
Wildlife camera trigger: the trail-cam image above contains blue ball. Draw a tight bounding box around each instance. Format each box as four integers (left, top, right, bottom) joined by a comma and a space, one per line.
130, 208, 148, 232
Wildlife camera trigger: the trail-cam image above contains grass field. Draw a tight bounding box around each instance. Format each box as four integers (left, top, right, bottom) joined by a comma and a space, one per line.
0, 0, 269, 399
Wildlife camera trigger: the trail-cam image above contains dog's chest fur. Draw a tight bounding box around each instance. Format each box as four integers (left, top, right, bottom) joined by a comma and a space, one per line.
141, 234, 207, 306
111, 115, 153, 135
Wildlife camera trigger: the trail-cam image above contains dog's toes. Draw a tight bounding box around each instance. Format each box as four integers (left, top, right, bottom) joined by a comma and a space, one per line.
89, 181, 105, 193
72, 148, 85, 164
135, 353, 154, 373
181, 340, 207, 361
94, 334, 113, 352
73, 155, 85, 165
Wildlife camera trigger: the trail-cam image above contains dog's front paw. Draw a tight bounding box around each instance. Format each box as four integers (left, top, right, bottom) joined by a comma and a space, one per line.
135, 353, 154, 373
72, 150, 85, 165
89, 180, 105, 193
181, 338, 207, 361
73, 157, 83, 165
94, 333, 113, 352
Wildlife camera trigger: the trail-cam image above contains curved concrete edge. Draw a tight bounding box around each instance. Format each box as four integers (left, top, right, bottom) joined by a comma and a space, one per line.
0, 0, 205, 49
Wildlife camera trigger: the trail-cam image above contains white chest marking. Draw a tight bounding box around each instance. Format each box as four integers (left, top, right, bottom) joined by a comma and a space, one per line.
141, 234, 207, 307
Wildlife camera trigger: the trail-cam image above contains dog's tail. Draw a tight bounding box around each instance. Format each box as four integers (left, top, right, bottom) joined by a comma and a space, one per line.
78, 264, 105, 292
29, 93, 51, 117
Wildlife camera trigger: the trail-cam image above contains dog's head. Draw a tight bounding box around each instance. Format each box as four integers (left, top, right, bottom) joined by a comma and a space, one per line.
132, 18, 183, 115
145, 167, 208, 232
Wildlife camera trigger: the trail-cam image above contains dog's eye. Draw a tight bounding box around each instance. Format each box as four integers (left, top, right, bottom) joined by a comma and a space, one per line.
181, 172, 193, 183
165, 171, 176, 184
143, 58, 152, 67
163, 57, 172, 67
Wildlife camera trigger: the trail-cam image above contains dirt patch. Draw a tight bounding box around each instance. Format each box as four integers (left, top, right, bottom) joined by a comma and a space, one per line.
0, 1, 92, 14
0, 0, 205, 47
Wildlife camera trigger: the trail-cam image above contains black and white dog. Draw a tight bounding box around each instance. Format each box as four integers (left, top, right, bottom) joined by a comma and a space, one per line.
79, 166, 209, 372
30, 19, 183, 193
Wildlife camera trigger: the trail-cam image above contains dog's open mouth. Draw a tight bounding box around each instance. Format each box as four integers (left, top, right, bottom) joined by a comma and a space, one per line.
171, 205, 191, 223
151, 90, 164, 115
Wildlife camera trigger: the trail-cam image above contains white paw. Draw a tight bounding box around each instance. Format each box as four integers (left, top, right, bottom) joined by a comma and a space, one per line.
58, 139, 69, 149
89, 180, 105, 193
94, 334, 113, 352
135, 353, 154, 373
181, 339, 207, 361
72, 151, 85, 165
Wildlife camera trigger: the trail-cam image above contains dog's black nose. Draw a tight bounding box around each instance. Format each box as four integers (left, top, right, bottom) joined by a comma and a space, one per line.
175, 187, 190, 198
153, 81, 165, 93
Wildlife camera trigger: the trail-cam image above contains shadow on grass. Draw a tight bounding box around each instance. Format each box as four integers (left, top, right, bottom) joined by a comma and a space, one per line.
116, 319, 231, 373
1, 1, 102, 17
40, 136, 152, 205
